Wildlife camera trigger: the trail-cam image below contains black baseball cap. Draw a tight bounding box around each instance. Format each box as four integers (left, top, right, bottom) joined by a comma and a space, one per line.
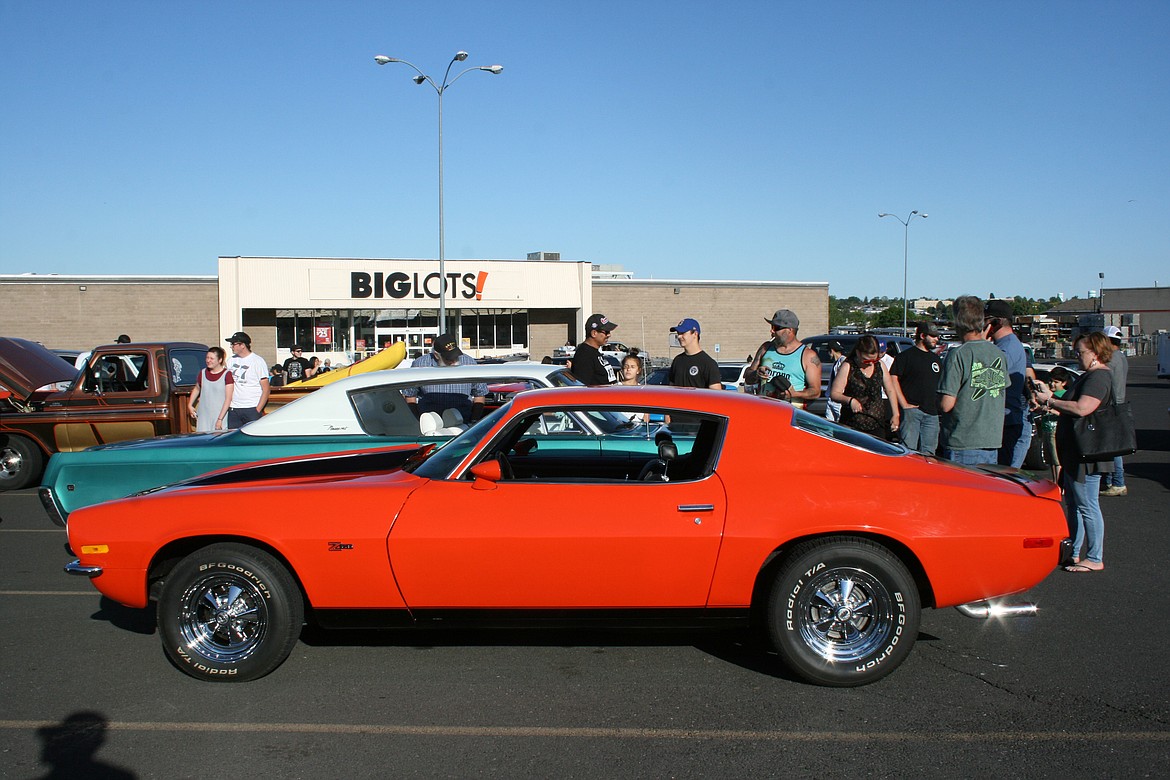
433, 333, 462, 361
225, 331, 251, 345
586, 314, 617, 333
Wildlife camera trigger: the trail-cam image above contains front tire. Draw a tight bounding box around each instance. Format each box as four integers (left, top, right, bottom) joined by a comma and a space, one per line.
767, 537, 920, 687
0, 435, 44, 491
158, 544, 303, 682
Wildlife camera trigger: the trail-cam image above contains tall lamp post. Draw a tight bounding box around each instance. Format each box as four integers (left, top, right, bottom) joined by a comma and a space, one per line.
878, 210, 928, 335
374, 51, 503, 331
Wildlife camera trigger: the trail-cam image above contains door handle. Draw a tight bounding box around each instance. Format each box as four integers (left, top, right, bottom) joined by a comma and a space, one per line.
677, 504, 714, 512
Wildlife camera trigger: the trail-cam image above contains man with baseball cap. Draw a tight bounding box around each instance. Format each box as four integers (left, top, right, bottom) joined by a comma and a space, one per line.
571, 313, 619, 385
985, 299, 1035, 468
402, 333, 487, 422
224, 331, 270, 428
889, 321, 944, 455
668, 318, 722, 390
1100, 325, 1129, 496
747, 308, 821, 408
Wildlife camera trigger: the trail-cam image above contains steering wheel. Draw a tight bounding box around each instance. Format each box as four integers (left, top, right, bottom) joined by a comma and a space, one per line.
496, 454, 514, 481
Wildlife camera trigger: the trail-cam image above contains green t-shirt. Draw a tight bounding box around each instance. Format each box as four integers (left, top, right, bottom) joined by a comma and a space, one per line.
938, 339, 1008, 451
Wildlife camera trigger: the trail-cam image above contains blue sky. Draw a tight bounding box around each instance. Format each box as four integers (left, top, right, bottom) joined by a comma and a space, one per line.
2, 1, 1167, 301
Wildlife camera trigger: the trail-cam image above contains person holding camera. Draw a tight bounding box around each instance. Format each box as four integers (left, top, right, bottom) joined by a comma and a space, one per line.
830, 334, 900, 439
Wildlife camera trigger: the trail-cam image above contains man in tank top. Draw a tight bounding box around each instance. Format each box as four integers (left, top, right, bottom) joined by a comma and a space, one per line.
748, 309, 821, 409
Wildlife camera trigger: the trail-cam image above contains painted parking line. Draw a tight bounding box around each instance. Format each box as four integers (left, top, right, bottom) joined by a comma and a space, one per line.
0, 591, 96, 596
0, 720, 1168, 741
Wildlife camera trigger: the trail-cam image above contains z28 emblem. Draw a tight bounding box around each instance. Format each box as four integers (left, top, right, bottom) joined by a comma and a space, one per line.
327, 542, 354, 551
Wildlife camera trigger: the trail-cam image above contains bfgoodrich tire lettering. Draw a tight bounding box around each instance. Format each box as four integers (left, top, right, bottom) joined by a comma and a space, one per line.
158, 544, 303, 682
767, 537, 920, 687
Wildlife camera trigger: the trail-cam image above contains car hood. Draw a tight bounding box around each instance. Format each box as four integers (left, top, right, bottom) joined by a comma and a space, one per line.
0, 337, 78, 400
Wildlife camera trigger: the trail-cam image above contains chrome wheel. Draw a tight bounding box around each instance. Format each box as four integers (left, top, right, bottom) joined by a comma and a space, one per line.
159, 544, 303, 681
792, 566, 894, 664
768, 537, 919, 686
0, 436, 42, 490
177, 573, 269, 665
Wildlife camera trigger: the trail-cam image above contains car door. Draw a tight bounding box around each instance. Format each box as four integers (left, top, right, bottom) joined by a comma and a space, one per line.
387, 473, 728, 609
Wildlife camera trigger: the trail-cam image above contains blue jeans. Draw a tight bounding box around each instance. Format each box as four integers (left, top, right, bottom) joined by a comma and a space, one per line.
899, 407, 940, 455
1062, 472, 1104, 564
944, 448, 997, 466
227, 406, 263, 429
1102, 456, 1126, 488
998, 421, 1033, 469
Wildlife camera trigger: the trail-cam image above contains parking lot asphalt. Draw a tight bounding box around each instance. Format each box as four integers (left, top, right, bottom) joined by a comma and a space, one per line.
1, 357, 1167, 778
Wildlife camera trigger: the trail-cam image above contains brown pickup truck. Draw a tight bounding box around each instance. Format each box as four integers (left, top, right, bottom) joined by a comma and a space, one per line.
0, 338, 215, 490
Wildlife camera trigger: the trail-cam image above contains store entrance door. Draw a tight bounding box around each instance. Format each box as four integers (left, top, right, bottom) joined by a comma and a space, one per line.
376, 328, 438, 362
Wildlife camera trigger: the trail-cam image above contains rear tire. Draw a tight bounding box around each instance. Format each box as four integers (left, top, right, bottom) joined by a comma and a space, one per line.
157, 544, 303, 682
0, 435, 44, 490
767, 537, 920, 687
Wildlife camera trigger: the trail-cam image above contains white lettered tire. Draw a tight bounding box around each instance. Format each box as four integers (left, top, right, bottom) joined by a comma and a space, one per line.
158, 544, 303, 682
767, 537, 920, 687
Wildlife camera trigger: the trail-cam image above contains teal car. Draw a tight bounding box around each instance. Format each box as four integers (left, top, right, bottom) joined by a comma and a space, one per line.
37, 363, 579, 524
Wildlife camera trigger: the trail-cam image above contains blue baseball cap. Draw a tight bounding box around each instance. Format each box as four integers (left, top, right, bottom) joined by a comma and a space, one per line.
670, 318, 701, 336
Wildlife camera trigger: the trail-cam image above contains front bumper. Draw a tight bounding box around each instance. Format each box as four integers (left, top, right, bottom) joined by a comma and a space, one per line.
64, 559, 102, 578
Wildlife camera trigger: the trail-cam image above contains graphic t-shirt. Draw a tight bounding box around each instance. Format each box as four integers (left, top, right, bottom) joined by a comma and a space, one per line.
938, 339, 1008, 450
757, 343, 808, 398
228, 352, 269, 409
283, 356, 311, 383
572, 342, 617, 385
669, 351, 721, 389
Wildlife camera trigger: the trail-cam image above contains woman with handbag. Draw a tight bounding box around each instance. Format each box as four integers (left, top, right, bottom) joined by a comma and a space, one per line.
1034, 332, 1115, 572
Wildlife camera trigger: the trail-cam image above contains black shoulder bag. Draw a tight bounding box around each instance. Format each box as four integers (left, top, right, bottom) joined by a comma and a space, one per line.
1073, 381, 1136, 462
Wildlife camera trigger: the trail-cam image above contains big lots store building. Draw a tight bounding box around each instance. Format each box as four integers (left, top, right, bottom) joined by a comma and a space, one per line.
2, 255, 829, 367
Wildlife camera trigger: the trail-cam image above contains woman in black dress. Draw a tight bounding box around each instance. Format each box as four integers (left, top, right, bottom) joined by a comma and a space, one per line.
830, 334, 900, 439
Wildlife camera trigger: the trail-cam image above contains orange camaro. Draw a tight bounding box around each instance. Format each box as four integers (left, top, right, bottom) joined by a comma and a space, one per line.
63, 386, 1069, 686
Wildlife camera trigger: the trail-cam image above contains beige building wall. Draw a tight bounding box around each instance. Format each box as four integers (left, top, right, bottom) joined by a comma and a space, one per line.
594, 280, 829, 363
0, 276, 219, 350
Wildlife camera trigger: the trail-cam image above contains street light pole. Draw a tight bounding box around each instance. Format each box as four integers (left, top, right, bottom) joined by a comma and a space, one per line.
374, 51, 503, 332
878, 210, 928, 335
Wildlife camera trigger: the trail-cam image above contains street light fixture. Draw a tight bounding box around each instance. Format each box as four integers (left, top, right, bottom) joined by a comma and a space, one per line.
878, 210, 928, 335
374, 51, 503, 331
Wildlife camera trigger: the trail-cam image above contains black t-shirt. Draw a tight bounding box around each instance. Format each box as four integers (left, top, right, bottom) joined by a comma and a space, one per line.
890, 346, 942, 414
283, 356, 311, 383
669, 351, 721, 389
572, 342, 617, 385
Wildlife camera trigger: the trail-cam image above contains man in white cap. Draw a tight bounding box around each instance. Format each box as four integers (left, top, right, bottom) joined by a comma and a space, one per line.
1100, 325, 1129, 496
748, 309, 821, 408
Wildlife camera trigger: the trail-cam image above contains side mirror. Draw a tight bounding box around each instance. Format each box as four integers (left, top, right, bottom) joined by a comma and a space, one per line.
470, 460, 501, 489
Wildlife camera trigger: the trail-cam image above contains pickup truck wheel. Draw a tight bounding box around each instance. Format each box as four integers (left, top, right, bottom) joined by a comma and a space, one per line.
158, 544, 303, 682
767, 537, 920, 687
0, 435, 43, 490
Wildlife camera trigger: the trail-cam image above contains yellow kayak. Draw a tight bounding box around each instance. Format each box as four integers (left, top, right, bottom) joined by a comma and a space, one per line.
284, 341, 407, 388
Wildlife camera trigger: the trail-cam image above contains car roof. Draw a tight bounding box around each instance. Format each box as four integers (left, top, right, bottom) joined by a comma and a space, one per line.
503, 384, 781, 417
244, 362, 575, 437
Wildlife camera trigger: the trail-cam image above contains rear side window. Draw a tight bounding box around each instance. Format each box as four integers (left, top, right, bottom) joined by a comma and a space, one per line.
168, 349, 207, 386
791, 408, 904, 455
348, 386, 425, 436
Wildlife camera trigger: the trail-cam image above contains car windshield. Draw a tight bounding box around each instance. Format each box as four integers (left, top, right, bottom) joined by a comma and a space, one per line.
790, 408, 905, 456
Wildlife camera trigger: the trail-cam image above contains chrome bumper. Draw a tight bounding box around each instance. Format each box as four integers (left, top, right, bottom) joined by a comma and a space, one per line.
38, 487, 67, 528
64, 559, 102, 578
955, 601, 1038, 618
